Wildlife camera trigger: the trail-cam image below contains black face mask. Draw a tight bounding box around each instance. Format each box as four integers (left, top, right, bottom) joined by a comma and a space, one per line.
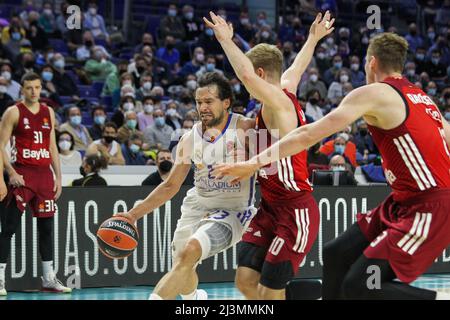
24, 61, 34, 68
79, 166, 86, 177
166, 43, 175, 50
340, 36, 349, 42
309, 98, 319, 105
137, 66, 145, 74
359, 128, 368, 136
85, 40, 93, 47
103, 136, 115, 144
159, 160, 173, 173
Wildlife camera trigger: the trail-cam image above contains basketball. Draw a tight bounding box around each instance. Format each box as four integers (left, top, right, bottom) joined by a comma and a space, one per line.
97, 216, 139, 259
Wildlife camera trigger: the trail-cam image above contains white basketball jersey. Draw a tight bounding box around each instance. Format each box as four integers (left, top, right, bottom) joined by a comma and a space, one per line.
187, 113, 256, 210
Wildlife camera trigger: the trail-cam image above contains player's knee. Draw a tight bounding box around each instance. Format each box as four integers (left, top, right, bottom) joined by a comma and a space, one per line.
235, 270, 258, 296
175, 239, 202, 270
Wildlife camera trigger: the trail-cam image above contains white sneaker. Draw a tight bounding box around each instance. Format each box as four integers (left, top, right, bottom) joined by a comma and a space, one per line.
41, 276, 72, 293
196, 289, 208, 300
0, 279, 7, 296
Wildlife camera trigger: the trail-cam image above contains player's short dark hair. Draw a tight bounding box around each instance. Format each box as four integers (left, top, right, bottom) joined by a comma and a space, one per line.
197, 72, 234, 105
21, 72, 41, 86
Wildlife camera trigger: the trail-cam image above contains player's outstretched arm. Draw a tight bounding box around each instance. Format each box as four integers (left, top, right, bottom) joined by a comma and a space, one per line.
118, 133, 193, 223
214, 85, 379, 183
281, 11, 335, 94
203, 11, 291, 112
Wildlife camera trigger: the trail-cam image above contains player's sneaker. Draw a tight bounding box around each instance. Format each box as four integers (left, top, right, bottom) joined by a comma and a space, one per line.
195, 289, 208, 300
0, 279, 7, 296
41, 276, 72, 293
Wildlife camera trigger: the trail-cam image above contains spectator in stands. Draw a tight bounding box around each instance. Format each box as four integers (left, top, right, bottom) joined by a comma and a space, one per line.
185, 109, 199, 122
86, 122, 125, 165
77, 31, 109, 62
320, 134, 357, 168
426, 81, 438, 98
230, 77, 250, 106
404, 23, 424, 53
414, 47, 427, 74
150, 86, 166, 110
59, 106, 93, 151
0, 61, 21, 100
39, 2, 57, 36
427, 35, 449, 66
349, 55, 365, 88
165, 101, 183, 131
328, 68, 351, 105
159, 4, 185, 41
72, 154, 108, 186
141, 149, 185, 185
282, 41, 297, 72
316, 0, 338, 14
15, 52, 37, 81
40, 64, 61, 103
299, 67, 327, 99
419, 71, 431, 89
254, 24, 277, 45
89, 105, 108, 140
354, 119, 377, 164
425, 26, 436, 48
231, 100, 246, 116
1, 15, 26, 46
323, 54, 343, 86
305, 89, 324, 122
178, 47, 205, 79
156, 35, 180, 71
56, 1, 70, 38
314, 45, 330, 75
196, 55, 223, 78
235, 11, 255, 43
27, 11, 49, 51
51, 53, 79, 99
57, 131, 83, 167
427, 49, 447, 83
143, 109, 174, 149
84, 1, 109, 42
197, 28, 224, 60
0, 76, 15, 118
4, 25, 24, 61
135, 72, 153, 101
102, 60, 128, 97
308, 142, 329, 166
134, 33, 155, 54
404, 61, 420, 83
84, 46, 117, 82
121, 133, 147, 165
435, 0, 450, 29
328, 155, 357, 185
321, 35, 338, 60
181, 5, 202, 42
255, 11, 268, 28
117, 110, 139, 144
138, 96, 155, 131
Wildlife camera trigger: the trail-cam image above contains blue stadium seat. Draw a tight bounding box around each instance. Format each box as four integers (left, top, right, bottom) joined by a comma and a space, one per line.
92, 82, 105, 95
60, 96, 74, 106
48, 38, 69, 55
66, 70, 81, 85
82, 111, 93, 126
78, 85, 98, 98
102, 96, 113, 110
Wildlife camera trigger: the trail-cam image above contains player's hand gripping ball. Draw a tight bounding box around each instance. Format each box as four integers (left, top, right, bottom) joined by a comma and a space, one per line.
97, 216, 139, 259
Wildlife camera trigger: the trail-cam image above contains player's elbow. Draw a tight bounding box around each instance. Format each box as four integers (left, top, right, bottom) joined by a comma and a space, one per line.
240, 69, 256, 86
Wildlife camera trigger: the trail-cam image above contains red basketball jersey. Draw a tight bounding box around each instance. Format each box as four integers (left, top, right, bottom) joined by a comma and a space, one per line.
256, 89, 313, 202
11, 102, 53, 167
368, 76, 450, 202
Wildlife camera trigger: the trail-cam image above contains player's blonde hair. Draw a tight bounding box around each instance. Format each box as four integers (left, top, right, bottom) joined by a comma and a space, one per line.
245, 43, 283, 79
367, 32, 408, 73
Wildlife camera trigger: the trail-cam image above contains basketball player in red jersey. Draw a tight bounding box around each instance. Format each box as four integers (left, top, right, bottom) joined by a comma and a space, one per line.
0, 73, 71, 295
216, 32, 450, 299
0, 157, 6, 202
204, 12, 335, 299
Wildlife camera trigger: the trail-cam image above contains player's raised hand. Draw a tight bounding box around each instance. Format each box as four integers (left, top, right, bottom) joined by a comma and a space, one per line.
203, 11, 234, 42
213, 161, 259, 185
0, 179, 7, 201
308, 10, 335, 43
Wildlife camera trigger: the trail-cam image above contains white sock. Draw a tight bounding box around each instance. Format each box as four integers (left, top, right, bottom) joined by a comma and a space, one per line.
42, 261, 55, 281
0, 263, 6, 281
181, 290, 197, 300
149, 293, 163, 300
436, 291, 450, 300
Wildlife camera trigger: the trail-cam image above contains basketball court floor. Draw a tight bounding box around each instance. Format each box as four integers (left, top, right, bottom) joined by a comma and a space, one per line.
2, 274, 450, 300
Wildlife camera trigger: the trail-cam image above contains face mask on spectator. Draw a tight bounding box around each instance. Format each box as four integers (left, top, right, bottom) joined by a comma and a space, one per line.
332, 165, 346, 172
166, 108, 177, 117
359, 128, 368, 136
0, 85, 7, 94
94, 115, 106, 126
350, 63, 359, 71
54, 59, 65, 69
261, 31, 270, 39
184, 12, 194, 20
70, 115, 82, 126
427, 88, 437, 96
123, 80, 132, 86
206, 29, 214, 36
159, 160, 173, 173
334, 144, 345, 155
12, 32, 21, 41
326, 37, 334, 45
206, 63, 215, 72
89, 7, 97, 15
58, 140, 71, 151
127, 119, 137, 129
334, 61, 342, 69
431, 58, 440, 65
123, 102, 134, 111
362, 36, 369, 44
1, 71, 11, 81
196, 53, 205, 62
406, 69, 415, 77
168, 9, 177, 17
309, 97, 319, 105
44, 8, 52, 16
47, 53, 54, 61
445, 112, 450, 121
240, 18, 249, 25
42, 71, 53, 82
155, 116, 165, 127
233, 84, 241, 93
103, 135, 115, 144
143, 81, 152, 91
415, 53, 425, 61
94, 51, 103, 60
310, 74, 318, 82
428, 32, 435, 40
316, 52, 325, 60
144, 104, 154, 114
257, 18, 266, 25
85, 40, 93, 47
186, 80, 197, 90
130, 144, 140, 154
340, 74, 349, 83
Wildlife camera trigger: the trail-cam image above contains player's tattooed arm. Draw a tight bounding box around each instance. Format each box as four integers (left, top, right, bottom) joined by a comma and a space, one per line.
281, 11, 334, 95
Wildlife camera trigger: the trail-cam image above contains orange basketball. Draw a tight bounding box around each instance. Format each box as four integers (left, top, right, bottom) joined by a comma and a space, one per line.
97, 216, 139, 259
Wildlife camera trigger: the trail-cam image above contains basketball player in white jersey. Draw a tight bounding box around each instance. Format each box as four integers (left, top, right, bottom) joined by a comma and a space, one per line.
118, 72, 257, 300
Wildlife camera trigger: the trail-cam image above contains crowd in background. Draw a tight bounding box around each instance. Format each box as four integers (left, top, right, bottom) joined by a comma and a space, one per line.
0, 0, 449, 185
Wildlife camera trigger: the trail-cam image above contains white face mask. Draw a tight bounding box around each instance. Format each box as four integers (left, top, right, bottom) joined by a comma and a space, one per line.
143, 81, 152, 91
340, 74, 349, 83
1, 71, 11, 81
123, 80, 132, 86
166, 108, 177, 117
332, 165, 346, 172
144, 104, 154, 114
123, 102, 135, 111
186, 80, 197, 90
0, 85, 7, 94
89, 7, 97, 15
310, 74, 318, 82
58, 140, 71, 151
